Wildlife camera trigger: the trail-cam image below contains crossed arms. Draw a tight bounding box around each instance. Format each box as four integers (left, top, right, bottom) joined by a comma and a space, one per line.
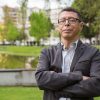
35, 49, 100, 98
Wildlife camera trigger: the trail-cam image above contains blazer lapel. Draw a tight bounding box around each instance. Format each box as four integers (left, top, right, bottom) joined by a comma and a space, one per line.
51, 44, 62, 72
70, 40, 85, 72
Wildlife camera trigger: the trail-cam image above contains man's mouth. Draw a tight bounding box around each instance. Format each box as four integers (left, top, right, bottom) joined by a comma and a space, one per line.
62, 29, 73, 33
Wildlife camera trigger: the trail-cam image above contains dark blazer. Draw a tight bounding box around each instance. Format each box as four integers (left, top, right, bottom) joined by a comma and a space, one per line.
35, 40, 100, 100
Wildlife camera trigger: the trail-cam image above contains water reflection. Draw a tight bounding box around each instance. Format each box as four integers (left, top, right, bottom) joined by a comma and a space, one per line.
0, 54, 38, 69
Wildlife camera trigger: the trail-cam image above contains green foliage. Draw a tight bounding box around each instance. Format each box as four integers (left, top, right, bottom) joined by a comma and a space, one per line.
72, 0, 100, 40
29, 11, 53, 43
31, 57, 39, 68
5, 21, 20, 41
0, 27, 4, 40
0, 54, 38, 69
3, 6, 20, 41
0, 46, 44, 69
0, 54, 26, 69
81, 25, 96, 40
72, 0, 99, 22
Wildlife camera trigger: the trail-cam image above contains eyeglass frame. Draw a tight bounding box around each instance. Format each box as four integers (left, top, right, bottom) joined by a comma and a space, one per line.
58, 17, 81, 26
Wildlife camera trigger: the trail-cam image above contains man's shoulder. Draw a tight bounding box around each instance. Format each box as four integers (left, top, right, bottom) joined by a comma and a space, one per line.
83, 43, 99, 53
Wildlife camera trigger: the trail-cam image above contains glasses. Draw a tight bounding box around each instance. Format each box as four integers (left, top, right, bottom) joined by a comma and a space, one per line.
58, 17, 81, 26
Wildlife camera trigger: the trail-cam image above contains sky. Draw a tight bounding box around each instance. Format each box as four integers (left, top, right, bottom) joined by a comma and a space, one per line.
0, 0, 45, 8
0, 0, 74, 8
0, 0, 74, 21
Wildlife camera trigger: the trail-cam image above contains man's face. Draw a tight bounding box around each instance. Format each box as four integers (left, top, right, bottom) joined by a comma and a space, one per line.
58, 11, 83, 40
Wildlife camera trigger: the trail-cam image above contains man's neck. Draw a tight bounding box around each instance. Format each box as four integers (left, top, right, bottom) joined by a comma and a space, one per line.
61, 36, 79, 49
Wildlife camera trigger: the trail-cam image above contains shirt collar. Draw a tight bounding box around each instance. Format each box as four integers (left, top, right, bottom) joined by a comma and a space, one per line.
61, 40, 79, 50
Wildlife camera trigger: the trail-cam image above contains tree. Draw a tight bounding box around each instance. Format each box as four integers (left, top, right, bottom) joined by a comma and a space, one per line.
81, 25, 96, 44
72, 0, 100, 43
0, 26, 4, 41
29, 11, 53, 45
3, 6, 20, 42
18, 0, 28, 39
92, 7, 100, 44
5, 20, 20, 41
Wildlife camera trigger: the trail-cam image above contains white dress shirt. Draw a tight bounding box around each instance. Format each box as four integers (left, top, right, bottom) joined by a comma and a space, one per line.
59, 40, 78, 100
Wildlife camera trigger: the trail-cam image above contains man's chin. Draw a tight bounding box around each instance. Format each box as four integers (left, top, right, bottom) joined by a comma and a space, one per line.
62, 34, 72, 38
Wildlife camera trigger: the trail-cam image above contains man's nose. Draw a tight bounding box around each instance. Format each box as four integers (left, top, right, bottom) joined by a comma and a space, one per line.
65, 19, 70, 26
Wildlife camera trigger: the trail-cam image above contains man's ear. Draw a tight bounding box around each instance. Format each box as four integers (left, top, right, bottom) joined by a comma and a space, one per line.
81, 21, 84, 27
80, 21, 85, 27
80, 21, 84, 31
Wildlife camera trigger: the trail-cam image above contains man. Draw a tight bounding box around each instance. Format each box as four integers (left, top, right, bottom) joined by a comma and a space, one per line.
35, 7, 100, 100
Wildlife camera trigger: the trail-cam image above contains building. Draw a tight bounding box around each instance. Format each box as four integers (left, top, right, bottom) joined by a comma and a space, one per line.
49, 8, 63, 27
2, 6, 20, 26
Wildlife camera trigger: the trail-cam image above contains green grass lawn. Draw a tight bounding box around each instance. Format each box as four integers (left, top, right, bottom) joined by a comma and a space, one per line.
0, 46, 45, 57
0, 87, 99, 100
0, 87, 43, 100
95, 97, 100, 100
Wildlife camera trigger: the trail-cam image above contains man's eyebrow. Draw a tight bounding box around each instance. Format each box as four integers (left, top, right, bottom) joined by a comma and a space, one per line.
58, 18, 66, 20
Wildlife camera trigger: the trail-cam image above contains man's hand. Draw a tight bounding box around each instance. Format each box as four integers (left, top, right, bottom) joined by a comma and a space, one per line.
83, 76, 90, 80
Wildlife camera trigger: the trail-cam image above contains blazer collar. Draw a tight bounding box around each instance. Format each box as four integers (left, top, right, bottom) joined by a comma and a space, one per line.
52, 40, 86, 72
51, 43, 62, 72
70, 40, 86, 71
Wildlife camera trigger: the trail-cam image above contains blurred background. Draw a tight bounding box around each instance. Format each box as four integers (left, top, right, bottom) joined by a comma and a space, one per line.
0, 0, 100, 100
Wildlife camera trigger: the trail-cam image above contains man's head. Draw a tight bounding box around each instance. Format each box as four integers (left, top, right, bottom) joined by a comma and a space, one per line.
58, 7, 83, 41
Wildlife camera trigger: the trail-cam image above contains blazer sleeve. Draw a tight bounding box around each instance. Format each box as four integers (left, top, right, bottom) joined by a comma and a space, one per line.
56, 49, 100, 97
35, 48, 82, 91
